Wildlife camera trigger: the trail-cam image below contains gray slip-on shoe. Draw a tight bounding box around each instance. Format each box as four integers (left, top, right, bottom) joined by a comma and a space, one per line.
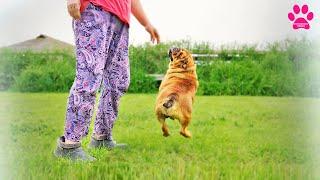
54, 136, 96, 162
89, 134, 127, 150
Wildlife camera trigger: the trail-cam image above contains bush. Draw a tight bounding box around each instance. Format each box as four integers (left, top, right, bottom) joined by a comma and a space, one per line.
0, 50, 75, 91
13, 60, 75, 92
197, 48, 294, 96
0, 39, 318, 97
128, 69, 157, 93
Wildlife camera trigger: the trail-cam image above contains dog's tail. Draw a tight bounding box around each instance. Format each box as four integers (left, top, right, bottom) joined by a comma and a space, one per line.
163, 93, 178, 108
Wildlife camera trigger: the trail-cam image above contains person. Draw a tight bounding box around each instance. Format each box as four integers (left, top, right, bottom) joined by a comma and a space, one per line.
54, 0, 160, 161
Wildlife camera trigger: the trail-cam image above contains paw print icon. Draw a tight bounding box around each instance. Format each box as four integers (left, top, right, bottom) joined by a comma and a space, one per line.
288, 4, 314, 30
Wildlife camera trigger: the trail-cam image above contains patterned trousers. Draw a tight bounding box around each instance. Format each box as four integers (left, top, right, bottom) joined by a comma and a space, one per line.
63, 3, 130, 142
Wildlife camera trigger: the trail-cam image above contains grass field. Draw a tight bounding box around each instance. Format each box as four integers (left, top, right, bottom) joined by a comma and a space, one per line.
0, 92, 319, 179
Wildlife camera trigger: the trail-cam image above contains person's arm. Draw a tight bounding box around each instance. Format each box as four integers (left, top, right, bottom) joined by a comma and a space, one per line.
67, 0, 81, 19
131, 0, 160, 44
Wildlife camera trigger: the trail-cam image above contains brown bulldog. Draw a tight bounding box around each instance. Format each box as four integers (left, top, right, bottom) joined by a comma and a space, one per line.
155, 48, 199, 138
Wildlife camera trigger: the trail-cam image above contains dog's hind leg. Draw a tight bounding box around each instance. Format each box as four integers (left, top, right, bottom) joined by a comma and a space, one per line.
178, 99, 192, 138
157, 114, 170, 137
179, 117, 192, 138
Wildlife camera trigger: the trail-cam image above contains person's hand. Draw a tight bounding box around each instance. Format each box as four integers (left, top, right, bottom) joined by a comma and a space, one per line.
67, 0, 81, 20
145, 24, 160, 44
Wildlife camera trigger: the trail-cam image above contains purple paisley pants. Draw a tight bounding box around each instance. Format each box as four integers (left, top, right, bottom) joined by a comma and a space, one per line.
63, 3, 130, 142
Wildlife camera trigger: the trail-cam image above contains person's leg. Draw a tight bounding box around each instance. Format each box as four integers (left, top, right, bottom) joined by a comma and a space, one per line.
55, 4, 111, 160
91, 15, 130, 147
63, 6, 110, 143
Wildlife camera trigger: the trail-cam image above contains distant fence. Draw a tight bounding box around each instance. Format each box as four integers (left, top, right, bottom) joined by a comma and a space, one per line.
193, 53, 251, 65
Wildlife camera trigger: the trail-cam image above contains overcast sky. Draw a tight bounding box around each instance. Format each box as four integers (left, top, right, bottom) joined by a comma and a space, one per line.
0, 0, 319, 47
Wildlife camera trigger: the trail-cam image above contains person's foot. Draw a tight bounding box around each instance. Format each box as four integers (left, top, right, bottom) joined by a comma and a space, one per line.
54, 136, 96, 162
89, 134, 127, 150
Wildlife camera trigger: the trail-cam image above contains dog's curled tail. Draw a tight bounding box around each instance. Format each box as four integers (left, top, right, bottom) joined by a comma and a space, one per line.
163, 93, 178, 108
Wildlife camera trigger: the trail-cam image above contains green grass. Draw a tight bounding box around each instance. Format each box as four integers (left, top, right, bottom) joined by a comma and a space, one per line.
0, 92, 319, 179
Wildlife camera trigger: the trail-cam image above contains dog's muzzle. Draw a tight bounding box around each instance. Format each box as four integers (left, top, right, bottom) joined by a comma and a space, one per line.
168, 47, 180, 61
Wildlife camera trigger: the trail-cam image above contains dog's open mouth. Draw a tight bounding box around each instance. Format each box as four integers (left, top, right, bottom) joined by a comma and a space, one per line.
168, 47, 180, 61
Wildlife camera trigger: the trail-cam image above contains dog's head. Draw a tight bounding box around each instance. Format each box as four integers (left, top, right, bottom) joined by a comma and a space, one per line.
168, 47, 195, 69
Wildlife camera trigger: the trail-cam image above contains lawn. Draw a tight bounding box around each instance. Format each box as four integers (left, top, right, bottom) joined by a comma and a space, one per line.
0, 92, 319, 179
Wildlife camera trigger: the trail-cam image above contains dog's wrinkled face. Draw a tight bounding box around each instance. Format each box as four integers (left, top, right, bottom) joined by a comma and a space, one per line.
168, 47, 194, 69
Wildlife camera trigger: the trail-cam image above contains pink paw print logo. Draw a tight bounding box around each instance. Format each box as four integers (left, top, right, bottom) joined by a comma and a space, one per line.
288, 4, 314, 30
